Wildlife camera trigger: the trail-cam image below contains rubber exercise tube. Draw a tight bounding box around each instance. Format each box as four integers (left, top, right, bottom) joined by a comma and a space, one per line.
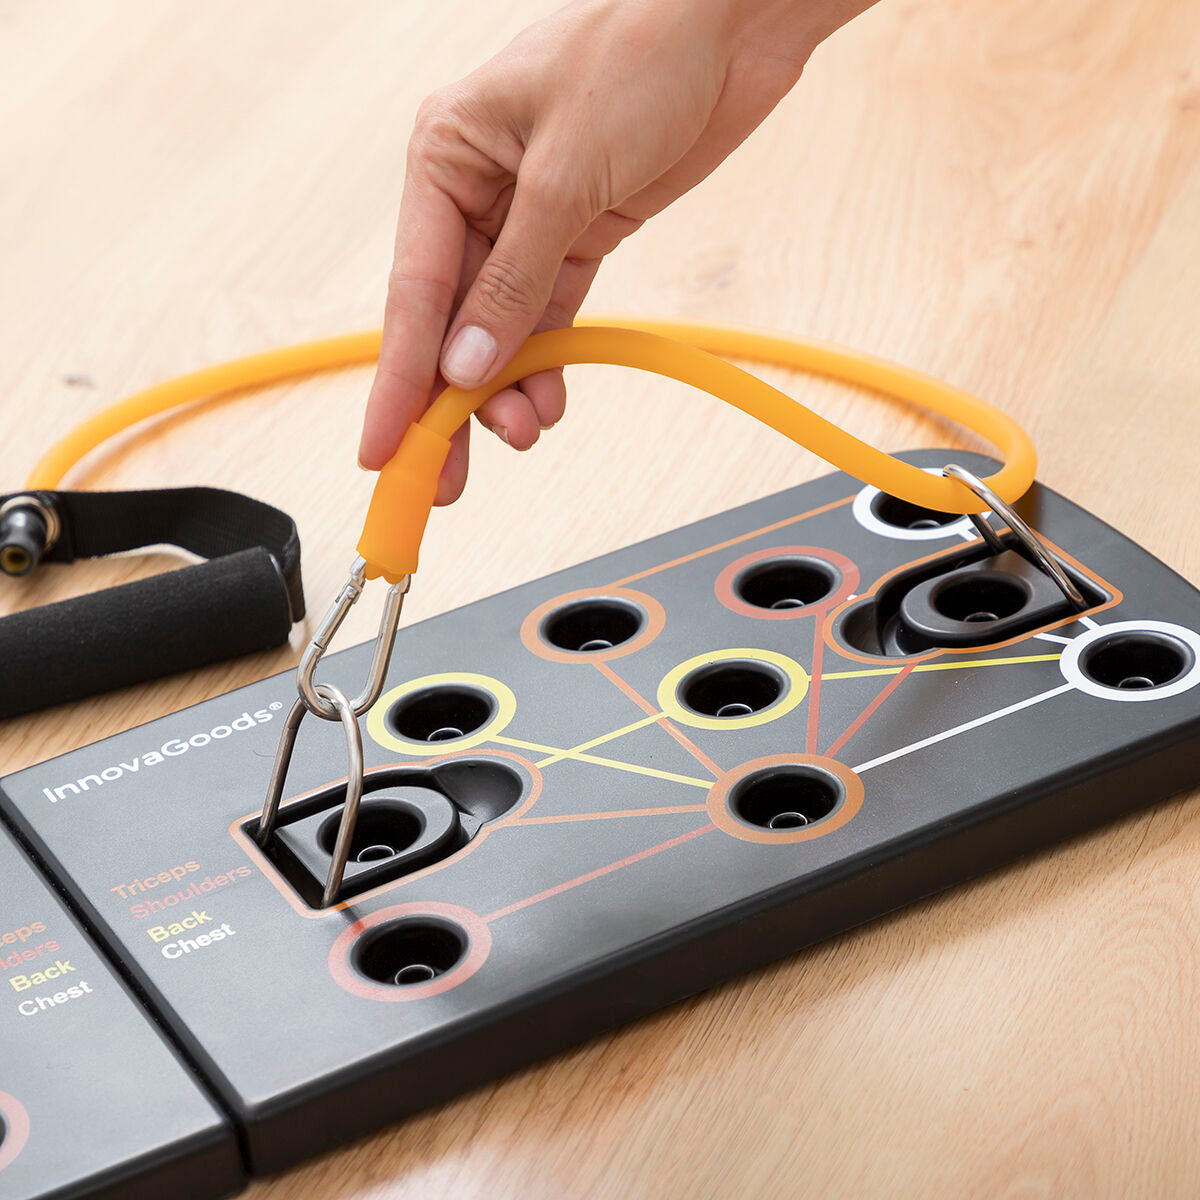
26, 320, 1037, 582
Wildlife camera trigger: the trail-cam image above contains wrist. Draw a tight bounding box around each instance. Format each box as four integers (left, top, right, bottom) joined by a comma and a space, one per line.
715, 0, 876, 68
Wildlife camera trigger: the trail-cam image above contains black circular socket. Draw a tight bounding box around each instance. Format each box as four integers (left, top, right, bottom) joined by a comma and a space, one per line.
730, 766, 842, 830
317, 797, 425, 861
1080, 631, 1193, 691
680, 661, 784, 718
734, 556, 838, 611
542, 598, 646, 653
931, 573, 1030, 625
353, 918, 467, 987
870, 492, 960, 531
388, 685, 495, 743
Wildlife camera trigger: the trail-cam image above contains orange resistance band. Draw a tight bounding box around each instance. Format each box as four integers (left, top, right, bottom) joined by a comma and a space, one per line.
27, 319, 1036, 585
358, 320, 1035, 581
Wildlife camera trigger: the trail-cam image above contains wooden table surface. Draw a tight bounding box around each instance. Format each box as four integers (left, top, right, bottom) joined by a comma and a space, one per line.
4, 1, 1200, 1196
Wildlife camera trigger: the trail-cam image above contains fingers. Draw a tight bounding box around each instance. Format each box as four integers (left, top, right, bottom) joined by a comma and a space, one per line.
439, 165, 588, 390
434, 421, 471, 506
474, 386, 542, 450
473, 253, 600, 444
472, 369, 563, 451
521, 369, 567, 431
359, 170, 466, 470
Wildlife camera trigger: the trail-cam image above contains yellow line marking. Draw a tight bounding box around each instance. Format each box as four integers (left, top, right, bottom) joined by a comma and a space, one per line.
493, 654, 1059, 794
822, 653, 1062, 681
535, 714, 662, 767
495, 735, 712, 790
566, 754, 713, 789
513, 805, 708, 826
495, 734, 568, 756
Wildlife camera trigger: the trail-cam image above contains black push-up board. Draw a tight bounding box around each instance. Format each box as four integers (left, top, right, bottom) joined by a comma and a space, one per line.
0, 826, 242, 1200
3, 449, 1200, 1190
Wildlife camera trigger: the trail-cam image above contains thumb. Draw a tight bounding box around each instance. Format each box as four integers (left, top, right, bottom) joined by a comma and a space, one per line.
439, 171, 587, 388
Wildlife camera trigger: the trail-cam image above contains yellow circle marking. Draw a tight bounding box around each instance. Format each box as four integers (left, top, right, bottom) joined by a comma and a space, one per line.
656, 648, 809, 731
367, 673, 517, 756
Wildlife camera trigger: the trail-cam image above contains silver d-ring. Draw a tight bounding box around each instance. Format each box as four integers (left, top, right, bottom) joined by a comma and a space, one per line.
943, 464, 1086, 610
257, 683, 365, 908
317, 686, 365, 907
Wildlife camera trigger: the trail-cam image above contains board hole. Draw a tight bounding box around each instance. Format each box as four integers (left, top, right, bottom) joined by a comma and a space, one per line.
931, 574, 1029, 625
356, 844, 395, 863
317, 801, 422, 862
1081, 632, 1192, 691
731, 766, 842, 831
388, 686, 495, 743
541, 598, 646, 653
870, 493, 959, 531
353, 918, 466, 987
393, 964, 437, 985
733, 557, 838, 611
680, 662, 784, 718
767, 811, 808, 830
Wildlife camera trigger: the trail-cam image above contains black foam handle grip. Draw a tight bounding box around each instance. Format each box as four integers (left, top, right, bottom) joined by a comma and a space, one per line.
0, 548, 292, 720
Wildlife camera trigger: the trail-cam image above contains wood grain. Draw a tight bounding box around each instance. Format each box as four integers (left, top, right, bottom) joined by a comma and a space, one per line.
3, 1, 1200, 1196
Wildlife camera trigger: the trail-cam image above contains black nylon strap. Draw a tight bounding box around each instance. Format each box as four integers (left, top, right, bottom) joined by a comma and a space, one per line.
24, 487, 305, 619
0, 488, 305, 719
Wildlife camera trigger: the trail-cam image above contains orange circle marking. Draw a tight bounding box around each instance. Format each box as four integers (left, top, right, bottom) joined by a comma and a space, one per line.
328, 901, 492, 1003
0, 1091, 30, 1172
521, 586, 666, 664
706, 753, 864, 845
714, 545, 860, 621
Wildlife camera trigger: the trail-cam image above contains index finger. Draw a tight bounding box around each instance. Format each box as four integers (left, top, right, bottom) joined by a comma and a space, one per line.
358, 170, 466, 470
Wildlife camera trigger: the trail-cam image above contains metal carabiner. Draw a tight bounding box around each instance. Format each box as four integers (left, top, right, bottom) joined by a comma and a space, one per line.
297, 557, 411, 721
943, 463, 1087, 610
258, 682, 365, 906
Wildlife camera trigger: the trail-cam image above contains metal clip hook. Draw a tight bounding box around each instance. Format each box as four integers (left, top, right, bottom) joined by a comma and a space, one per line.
943, 463, 1087, 610
297, 557, 411, 721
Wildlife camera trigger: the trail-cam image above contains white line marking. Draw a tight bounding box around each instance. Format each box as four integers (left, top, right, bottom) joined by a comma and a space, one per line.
852, 684, 1074, 774
1033, 632, 1073, 645
957, 528, 979, 542
1079, 615, 1099, 629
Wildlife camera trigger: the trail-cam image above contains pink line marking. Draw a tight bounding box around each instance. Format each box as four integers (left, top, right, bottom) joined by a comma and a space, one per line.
485, 824, 717, 923
824, 664, 915, 759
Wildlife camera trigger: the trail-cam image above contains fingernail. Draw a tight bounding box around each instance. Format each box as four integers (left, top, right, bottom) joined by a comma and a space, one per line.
442, 325, 497, 387
539, 421, 557, 431
490, 424, 510, 445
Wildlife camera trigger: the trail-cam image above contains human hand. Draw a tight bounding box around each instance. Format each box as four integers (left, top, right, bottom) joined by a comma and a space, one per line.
359, 0, 877, 502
